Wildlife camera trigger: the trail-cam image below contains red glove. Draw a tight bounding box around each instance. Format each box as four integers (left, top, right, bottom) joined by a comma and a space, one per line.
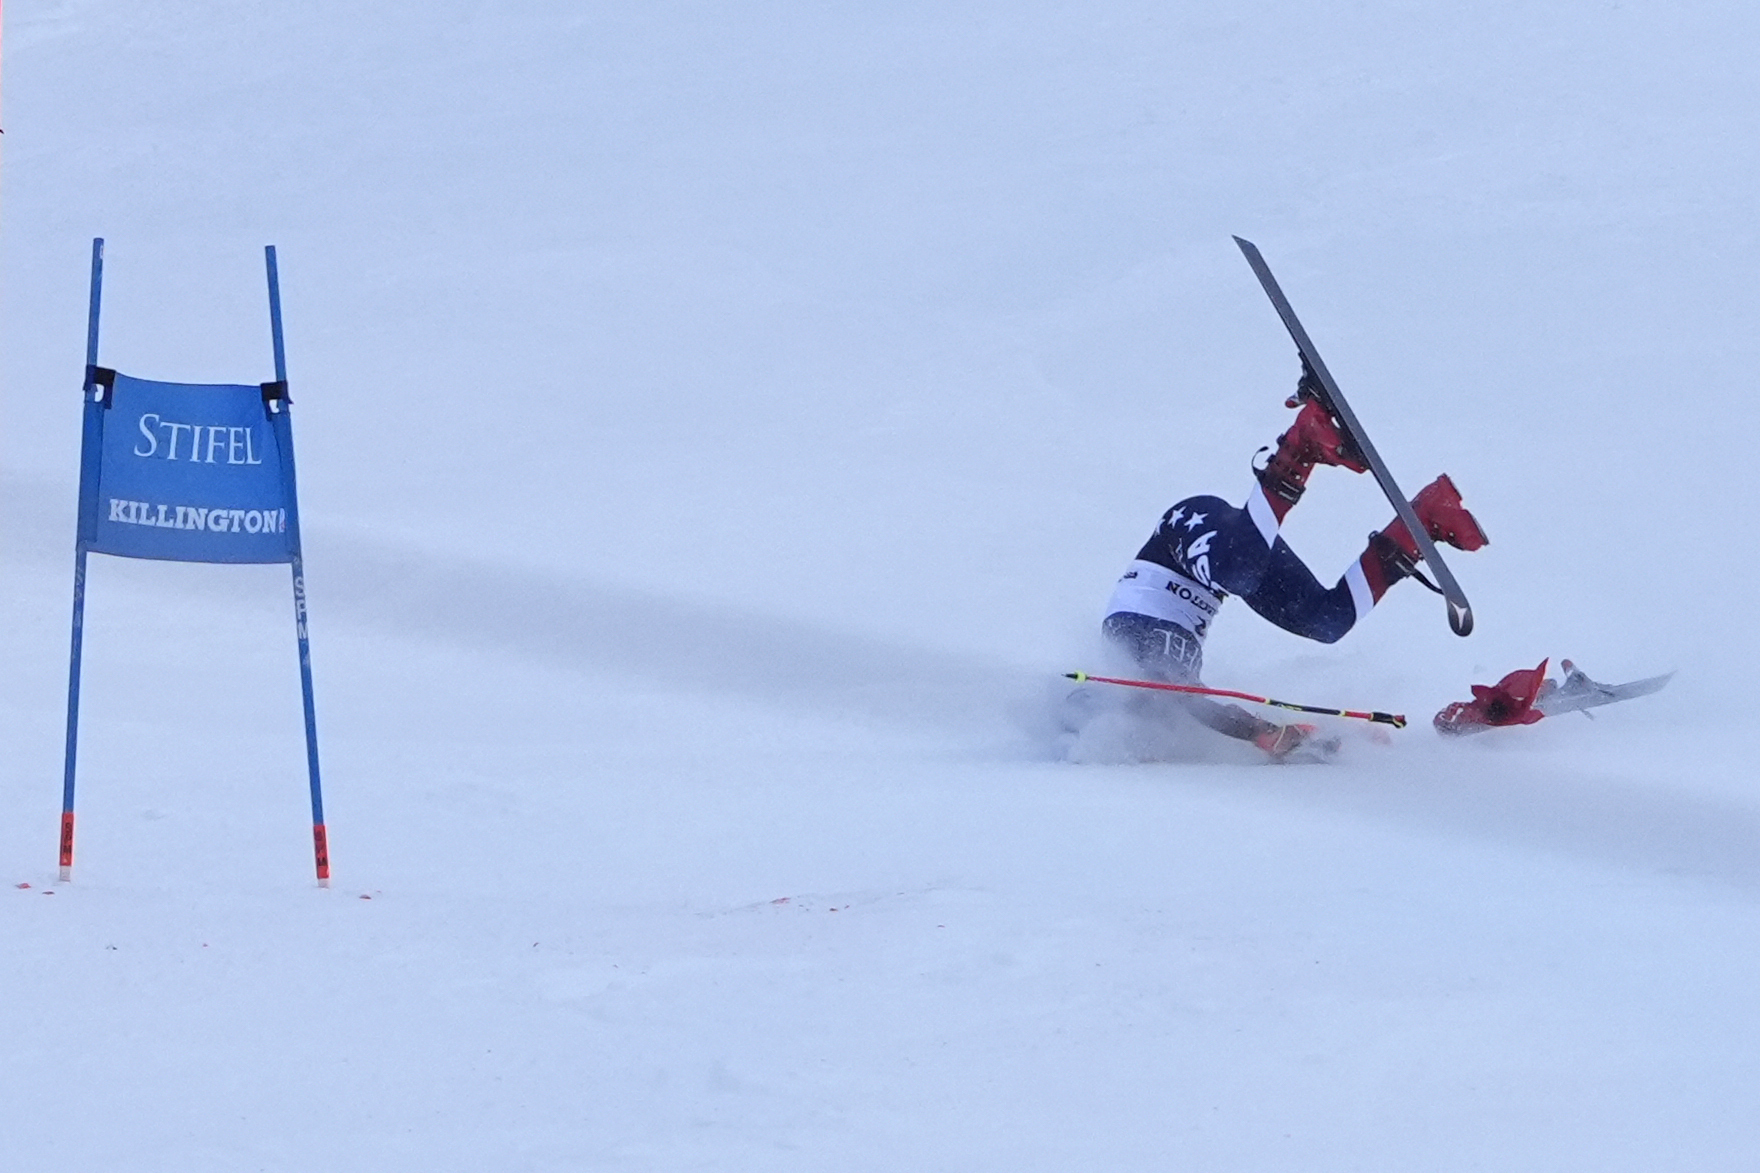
1253, 722, 1318, 758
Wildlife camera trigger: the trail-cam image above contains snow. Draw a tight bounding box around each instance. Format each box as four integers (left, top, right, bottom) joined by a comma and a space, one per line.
3, 2, 1758, 1168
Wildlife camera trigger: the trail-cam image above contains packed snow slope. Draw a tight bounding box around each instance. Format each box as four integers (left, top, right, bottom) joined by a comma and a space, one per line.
4, 2, 1759, 1169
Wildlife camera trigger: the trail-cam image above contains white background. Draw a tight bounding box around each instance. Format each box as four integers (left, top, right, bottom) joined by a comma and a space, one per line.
3, 3, 1756, 1169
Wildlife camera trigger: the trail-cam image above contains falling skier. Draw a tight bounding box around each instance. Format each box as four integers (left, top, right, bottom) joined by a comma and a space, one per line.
1094, 369, 1489, 760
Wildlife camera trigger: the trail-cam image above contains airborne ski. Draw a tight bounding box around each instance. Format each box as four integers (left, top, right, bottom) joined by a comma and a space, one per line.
1233, 236, 1475, 637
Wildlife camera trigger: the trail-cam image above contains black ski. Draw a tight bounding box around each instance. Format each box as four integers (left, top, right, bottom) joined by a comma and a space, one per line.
1233, 236, 1475, 637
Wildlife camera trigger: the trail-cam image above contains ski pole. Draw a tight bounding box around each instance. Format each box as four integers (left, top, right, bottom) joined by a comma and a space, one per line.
1065, 671, 1406, 728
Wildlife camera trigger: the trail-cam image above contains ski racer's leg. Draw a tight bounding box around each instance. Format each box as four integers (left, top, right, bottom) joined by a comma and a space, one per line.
1238, 538, 1361, 643
1241, 470, 1492, 643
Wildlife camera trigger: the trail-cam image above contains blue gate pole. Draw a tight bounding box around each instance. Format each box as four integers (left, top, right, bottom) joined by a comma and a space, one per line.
60, 238, 105, 882
266, 246, 330, 886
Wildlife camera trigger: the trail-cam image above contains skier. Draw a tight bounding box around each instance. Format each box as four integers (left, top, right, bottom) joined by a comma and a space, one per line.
1097, 369, 1488, 759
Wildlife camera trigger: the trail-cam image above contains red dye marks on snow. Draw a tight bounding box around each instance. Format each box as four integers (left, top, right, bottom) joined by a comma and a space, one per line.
770, 897, 790, 905
14, 882, 30, 889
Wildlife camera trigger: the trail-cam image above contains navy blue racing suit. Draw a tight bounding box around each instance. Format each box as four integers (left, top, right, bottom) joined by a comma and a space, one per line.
1102, 492, 1371, 740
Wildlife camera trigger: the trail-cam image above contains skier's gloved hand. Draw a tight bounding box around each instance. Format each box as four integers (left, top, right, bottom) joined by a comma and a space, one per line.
1252, 721, 1315, 758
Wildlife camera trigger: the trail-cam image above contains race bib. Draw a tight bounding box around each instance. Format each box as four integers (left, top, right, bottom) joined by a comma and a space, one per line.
1104, 560, 1225, 640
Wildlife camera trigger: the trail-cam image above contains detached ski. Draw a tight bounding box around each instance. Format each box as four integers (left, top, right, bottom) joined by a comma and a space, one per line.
1233, 236, 1475, 637
1434, 658, 1673, 735
1534, 659, 1675, 719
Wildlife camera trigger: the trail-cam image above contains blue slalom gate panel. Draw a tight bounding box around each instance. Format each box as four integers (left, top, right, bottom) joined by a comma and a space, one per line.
83, 373, 296, 564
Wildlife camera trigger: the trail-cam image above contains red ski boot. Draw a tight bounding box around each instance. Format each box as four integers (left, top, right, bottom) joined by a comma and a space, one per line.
1360, 474, 1488, 599
1256, 396, 1369, 515
1383, 474, 1489, 560
1434, 659, 1549, 735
